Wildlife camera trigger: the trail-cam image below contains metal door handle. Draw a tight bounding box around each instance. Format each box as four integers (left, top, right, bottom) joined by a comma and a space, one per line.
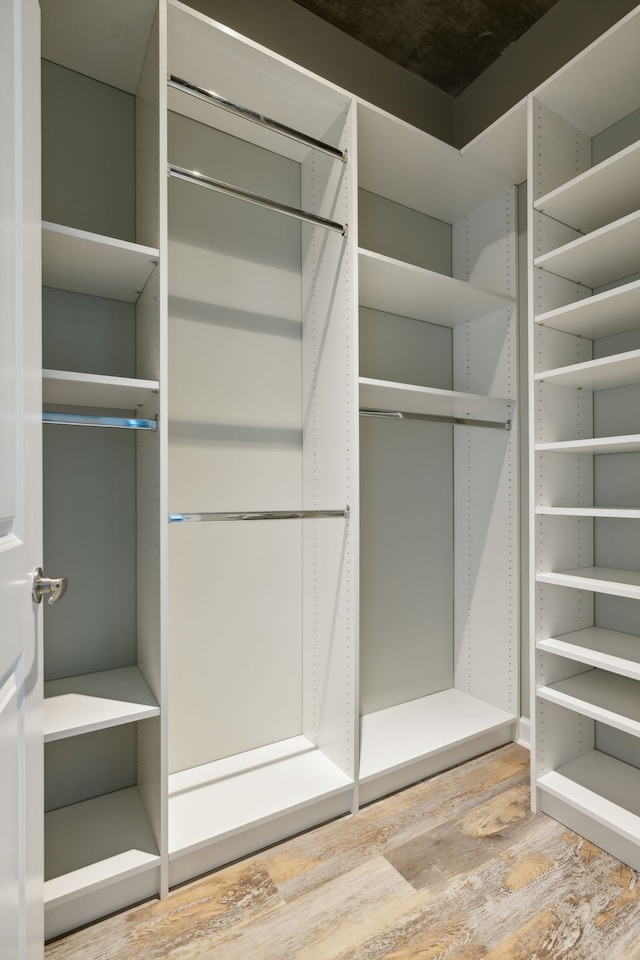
32, 567, 68, 605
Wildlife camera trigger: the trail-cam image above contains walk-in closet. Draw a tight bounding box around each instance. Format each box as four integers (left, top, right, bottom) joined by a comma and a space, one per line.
18, 0, 640, 948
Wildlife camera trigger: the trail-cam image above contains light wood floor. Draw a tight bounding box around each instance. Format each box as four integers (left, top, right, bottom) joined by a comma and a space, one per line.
45, 744, 640, 959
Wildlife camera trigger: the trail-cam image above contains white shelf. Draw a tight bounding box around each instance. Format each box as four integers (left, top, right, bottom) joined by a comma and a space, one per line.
535, 279, 640, 339
42, 222, 158, 303
41, 0, 157, 94
358, 249, 512, 327
357, 101, 512, 223
536, 349, 640, 391
537, 566, 640, 601
43, 370, 159, 410
534, 209, 640, 288
359, 689, 515, 784
44, 667, 159, 742
359, 378, 512, 423
168, 735, 352, 856
538, 751, 640, 845
536, 435, 640, 455
538, 669, 640, 737
537, 627, 640, 682
534, 140, 640, 234
537, 506, 640, 519
45, 787, 160, 907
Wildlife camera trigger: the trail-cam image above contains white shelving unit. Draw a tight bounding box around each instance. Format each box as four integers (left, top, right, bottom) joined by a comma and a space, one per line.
39, 0, 165, 940
357, 94, 518, 804
530, 4, 640, 879
165, 0, 357, 887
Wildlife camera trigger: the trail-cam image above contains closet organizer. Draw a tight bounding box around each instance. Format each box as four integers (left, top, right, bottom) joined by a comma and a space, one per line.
529, 6, 640, 873
37, 0, 519, 938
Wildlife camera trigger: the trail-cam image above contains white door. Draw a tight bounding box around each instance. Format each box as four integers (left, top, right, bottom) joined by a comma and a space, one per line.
0, 0, 43, 957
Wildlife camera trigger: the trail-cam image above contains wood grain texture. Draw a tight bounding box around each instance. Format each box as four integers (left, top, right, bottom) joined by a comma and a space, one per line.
46, 745, 640, 960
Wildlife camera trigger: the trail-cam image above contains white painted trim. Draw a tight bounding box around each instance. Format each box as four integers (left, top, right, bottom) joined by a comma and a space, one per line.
516, 716, 531, 750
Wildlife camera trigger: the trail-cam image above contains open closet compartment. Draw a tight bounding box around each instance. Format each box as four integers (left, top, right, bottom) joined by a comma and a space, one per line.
39, 0, 166, 939
529, 6, 640, 872
357, 103, 519, 804
165, 1, 357, 886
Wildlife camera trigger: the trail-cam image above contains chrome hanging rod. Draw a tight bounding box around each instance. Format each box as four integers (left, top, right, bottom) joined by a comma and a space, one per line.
359, 408, 511, 431
168, 75, 346, 164
43, 412, 157, 431
169, 506, 349, 524
168, 164, 347, 237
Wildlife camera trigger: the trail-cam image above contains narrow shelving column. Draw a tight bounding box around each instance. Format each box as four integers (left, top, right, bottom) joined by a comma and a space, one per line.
529, 5, 640, 874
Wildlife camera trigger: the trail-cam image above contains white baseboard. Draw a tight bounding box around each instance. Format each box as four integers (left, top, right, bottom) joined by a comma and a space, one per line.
516, 716, 530, 751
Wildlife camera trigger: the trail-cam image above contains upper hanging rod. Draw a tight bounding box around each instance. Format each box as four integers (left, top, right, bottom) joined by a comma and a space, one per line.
169, 506, 349, 523
359, 408, 511, 431
43, 412, 157, 431
168, 164, 347, 237
168, 75, 346, 164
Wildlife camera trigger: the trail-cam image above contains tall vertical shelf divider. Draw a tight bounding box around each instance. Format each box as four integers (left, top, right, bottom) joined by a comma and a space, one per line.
356, 103, 519, 803
164, 1, 358, 887
40, 0, 166, 940
529, 6, 640, 871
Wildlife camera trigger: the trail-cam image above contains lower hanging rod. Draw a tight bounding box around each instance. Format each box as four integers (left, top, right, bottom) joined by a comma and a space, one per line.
168, 75, 346, 164
168, 164, 347, 237
43, 412, 157, 431
169, 506, 349, 523
359, 408, 511, 431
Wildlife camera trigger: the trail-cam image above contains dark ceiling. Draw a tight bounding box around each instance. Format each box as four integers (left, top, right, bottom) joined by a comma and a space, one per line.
290, 0, 562, 96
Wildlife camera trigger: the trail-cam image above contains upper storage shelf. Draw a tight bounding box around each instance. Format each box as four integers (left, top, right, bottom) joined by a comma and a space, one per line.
167, 0, 351, 163
357, 102, 512, 223
42, 223, 158, 302
534, 140, 640, 234
41, 0, 158, 92
533, 6, 640, 137
358, 250, 513, 327
43, 370, 159, 410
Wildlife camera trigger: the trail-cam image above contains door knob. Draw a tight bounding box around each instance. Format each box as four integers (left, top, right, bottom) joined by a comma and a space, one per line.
32, 567, 68, 605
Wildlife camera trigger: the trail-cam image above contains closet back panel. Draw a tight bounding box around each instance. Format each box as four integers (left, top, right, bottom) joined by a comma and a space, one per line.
359, 308, 452, 389
359, 417, 454, 715
43, 287, 136, 377
43, 423, 137, 681
358, 190, 452, 275
167, 112, 304, 773
41, 60, 135, 240
44, 726, 136, 815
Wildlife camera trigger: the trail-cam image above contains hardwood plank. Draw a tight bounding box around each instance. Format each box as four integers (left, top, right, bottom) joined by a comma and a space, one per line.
44, 862, 283, 960
175, 857, 415, 960
385, 780, 532, 892
260, 744, 529, 899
